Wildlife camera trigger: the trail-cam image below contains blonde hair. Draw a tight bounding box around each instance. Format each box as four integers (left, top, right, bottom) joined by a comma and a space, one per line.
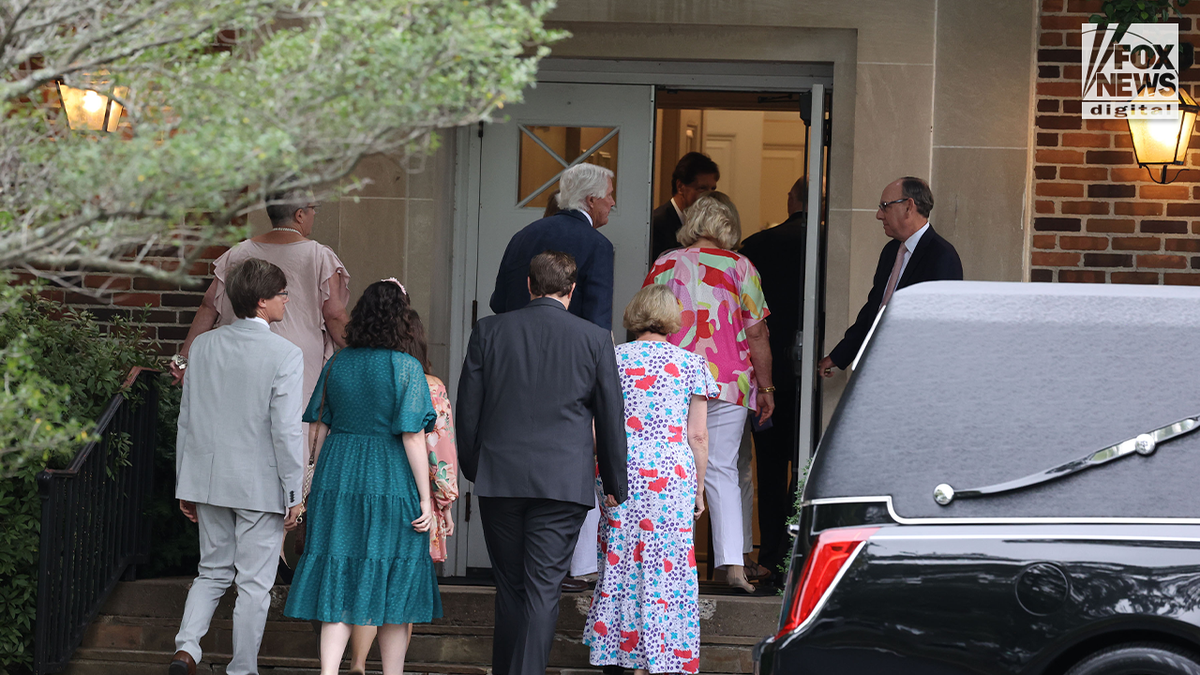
623, 284, 683, 336
676, 191, 741, 249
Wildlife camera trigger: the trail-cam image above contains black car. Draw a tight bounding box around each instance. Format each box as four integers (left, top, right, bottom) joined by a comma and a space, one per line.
755, 282, 1200, 675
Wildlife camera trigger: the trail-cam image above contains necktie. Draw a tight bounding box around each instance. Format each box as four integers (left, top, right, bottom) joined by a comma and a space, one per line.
880, 242, 907, 307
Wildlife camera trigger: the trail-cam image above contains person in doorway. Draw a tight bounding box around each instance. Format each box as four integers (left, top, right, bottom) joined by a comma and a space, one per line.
489, 163, 616, 330
819, 177, 963, 378
543, 189, 562, 219
585, 284, 716, 674
343, 281, 459, 675
649, 152, 720, 262
169, 258, 305, 675
458, 251, 628, 675
738, 177, 807, 581
283, 279, 442, 675
644, 192, 774, 593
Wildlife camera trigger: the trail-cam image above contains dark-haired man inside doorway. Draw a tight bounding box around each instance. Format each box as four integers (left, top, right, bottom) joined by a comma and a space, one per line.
738, 177, 808, 583
649, 152, 720, 262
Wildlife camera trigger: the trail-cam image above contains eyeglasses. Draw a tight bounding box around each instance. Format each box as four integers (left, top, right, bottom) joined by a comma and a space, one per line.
878, 197, 910, 212
306, 204, 320, 213
276, 290, 289, 297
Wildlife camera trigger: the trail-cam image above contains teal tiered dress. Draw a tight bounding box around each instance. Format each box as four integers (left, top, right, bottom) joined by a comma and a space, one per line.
284, 348, 442, 625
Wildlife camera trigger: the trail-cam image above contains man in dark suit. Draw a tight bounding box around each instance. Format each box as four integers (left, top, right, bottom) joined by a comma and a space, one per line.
490, 163, 616, 330
738, 177, 807, 580
458, 251, 628, 675
820, 177, 963, 376
649, 152, 719, 262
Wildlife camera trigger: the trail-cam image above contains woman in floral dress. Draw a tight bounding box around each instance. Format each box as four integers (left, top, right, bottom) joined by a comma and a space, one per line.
585, 284, 718, 674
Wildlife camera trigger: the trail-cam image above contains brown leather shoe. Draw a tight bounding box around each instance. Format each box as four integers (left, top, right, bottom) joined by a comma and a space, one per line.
168, 650, 196, 675
561, 576, 590, 593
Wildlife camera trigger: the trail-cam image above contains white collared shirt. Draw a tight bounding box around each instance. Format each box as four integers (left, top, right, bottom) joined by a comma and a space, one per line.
670, 196, 685, 223
580, 210, 594, 227
898, 221, 931, 281
247, 316, 269, 328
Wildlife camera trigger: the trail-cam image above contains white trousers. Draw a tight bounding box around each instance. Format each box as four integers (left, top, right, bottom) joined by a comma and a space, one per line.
706, 400, 750, 568
738, 419, 754, 555
175, 503, 285, 675
569, 491, 601, 577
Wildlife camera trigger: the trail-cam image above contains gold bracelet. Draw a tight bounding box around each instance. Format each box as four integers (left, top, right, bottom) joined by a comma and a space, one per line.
759, 386, 776, 393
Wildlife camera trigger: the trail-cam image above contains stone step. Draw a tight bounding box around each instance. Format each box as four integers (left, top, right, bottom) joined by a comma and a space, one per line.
72, 579, 779, 674
63, 649, 594, 675
95, 578, 780, 638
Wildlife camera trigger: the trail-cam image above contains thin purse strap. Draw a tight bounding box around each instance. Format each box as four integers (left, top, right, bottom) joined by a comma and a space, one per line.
308, 351, 339, 467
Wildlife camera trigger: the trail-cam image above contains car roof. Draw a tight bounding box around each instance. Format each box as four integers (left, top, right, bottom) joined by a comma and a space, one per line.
807, 280, 1200, 520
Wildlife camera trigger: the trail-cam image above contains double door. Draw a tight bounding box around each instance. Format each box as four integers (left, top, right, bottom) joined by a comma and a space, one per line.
451, 80, 828, 575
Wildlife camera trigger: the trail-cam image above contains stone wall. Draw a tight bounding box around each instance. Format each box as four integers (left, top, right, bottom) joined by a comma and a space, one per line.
45, 141, 459, 379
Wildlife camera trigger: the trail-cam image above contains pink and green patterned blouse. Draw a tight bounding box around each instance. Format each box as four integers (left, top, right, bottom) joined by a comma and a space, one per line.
643, 247, 770, 410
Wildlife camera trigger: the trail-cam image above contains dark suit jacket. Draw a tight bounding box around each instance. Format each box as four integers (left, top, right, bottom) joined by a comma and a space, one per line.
829, 224, 963, 369
489, 209, 614, 331
456, 298, 628, 507
649, 200, 684, 263
739, 211, 807, 395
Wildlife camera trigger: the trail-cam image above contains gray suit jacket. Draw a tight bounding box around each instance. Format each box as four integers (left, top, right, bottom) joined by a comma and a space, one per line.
176, 318, 306, 514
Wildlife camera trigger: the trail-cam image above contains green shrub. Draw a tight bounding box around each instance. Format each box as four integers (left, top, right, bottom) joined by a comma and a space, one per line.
0, 286, 172, 674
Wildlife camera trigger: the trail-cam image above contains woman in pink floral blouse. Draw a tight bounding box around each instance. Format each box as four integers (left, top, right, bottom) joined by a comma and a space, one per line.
643, 192, 774, 592
345, 284, 458, 675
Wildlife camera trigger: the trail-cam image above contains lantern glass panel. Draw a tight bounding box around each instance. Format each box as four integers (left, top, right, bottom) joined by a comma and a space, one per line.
57, 83, 127, 132
1128, 86, 1197, 167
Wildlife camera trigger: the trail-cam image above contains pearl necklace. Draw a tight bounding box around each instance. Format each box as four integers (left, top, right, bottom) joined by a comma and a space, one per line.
271, 226, 304, 235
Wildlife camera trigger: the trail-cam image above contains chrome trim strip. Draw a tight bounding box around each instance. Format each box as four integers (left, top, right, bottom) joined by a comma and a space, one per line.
805, 495, 1200, 526
872, 533, 1200, 543
932, 416, 1200, 506
778, 540, 867, 641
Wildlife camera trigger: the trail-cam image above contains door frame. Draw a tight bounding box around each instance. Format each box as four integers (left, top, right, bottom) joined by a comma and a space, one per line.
445, 59, 834, 576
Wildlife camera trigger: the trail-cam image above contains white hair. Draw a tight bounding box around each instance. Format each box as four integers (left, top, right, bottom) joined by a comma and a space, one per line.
557, 163, 614, 212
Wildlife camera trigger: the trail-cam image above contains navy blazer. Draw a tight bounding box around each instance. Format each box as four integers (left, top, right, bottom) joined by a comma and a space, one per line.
488, 209, 614, 331
829, 225, 963, 369
649, 200, 684, 263
456, 297, 628, 507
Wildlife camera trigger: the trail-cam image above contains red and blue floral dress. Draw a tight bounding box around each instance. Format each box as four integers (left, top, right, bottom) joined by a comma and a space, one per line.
583, 340, 719, 673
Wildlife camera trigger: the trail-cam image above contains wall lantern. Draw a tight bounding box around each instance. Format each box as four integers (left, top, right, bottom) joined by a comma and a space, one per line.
1127, 86, 1199, 184
55, 79, 127, 132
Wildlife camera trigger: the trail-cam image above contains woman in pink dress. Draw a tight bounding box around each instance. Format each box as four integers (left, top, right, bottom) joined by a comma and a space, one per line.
345, 282, 458, 675
172, 190, 351, 450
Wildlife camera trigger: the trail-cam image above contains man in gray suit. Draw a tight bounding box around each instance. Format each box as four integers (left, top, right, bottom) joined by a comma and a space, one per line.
169, 258, 306, 675
457, 250, 627, 675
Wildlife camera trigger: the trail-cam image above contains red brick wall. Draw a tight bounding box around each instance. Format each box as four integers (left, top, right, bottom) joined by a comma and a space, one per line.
30, 246, 228, 357
1035, 0, 1200, 284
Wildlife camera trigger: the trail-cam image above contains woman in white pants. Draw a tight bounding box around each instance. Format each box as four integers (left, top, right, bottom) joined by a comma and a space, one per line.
643, 191, 775, 592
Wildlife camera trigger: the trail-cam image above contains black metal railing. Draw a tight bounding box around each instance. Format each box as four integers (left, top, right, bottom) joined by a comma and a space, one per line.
34, 369, 158, 675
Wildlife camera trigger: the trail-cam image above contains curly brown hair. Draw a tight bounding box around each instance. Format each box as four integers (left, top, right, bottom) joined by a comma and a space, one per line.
344, 280, 430, 373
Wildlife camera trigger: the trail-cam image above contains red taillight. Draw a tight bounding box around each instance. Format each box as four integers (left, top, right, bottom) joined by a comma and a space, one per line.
775, 527, 879, 639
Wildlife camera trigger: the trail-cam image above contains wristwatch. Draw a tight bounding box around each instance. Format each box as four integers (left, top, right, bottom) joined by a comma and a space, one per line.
759, 385, 776, 393
171, 354, 188, 370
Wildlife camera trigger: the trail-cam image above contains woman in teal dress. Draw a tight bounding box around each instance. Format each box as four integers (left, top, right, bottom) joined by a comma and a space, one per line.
284, 279, 441, 675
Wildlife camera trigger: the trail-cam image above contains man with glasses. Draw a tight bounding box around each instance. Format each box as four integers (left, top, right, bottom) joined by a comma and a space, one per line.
818, 176, 962, 378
